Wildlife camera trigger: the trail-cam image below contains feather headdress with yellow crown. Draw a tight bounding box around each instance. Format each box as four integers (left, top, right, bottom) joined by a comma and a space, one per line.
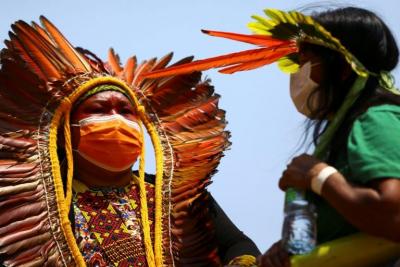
0, 16, 230, 266
144, 8, 372, 77
144, 8, 399, 158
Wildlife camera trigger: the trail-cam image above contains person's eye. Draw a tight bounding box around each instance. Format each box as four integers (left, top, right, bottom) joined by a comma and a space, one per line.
85, 105, 105, 114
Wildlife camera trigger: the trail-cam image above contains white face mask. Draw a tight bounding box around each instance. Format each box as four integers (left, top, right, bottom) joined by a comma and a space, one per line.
289, 61, 320, 117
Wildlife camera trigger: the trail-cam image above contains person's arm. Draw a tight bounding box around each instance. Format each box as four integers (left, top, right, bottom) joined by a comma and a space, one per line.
258, 155, 400, 267
259, 108, 400, 267
279, 154, 400, 241
280, 107, 400, 241
208, 194, 261, 265
320, 171, 400, 240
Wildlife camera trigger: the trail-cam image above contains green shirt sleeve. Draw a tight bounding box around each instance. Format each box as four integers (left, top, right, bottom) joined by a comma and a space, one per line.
347, 104, 400, 184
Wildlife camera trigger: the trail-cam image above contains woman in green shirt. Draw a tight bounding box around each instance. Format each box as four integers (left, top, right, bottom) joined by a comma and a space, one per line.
143, 5, 400, 267
260, 7, 400, 267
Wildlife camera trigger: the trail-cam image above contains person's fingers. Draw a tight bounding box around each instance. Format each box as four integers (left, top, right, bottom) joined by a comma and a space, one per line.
291, 156, 300, 164
292, 154, 314, 170
279, 169, 292, 190
259, 253, 276, 267
268, 253, 283, 267
269, 241, 281, 253
277, 247, 291, 267
271, 241, 290, 267
282, 167, 297, 180
256, 253, 265, 267
256, 254, 262, 265
298, 153, 311, 160
259, 242, 288, 267
257, 242, 274, 267
278, 177, 287, 191
280, 167, 301, 190
285, 258, 291, 267
282, 169, 289, 178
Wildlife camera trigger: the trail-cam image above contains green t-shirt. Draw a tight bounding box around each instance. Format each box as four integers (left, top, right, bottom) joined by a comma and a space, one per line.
315, 104, 400, 243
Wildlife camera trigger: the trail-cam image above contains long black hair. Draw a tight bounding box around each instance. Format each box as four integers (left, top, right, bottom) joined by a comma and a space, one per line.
303, 7, 400, 162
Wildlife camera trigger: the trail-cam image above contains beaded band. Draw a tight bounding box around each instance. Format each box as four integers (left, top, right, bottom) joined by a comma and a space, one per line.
311, 166, 338, 195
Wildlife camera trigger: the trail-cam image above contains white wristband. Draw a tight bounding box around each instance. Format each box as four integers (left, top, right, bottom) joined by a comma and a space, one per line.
311, 166, 337, 195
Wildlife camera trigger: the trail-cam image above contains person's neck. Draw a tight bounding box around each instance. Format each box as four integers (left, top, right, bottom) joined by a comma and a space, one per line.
74, 157, 134, 188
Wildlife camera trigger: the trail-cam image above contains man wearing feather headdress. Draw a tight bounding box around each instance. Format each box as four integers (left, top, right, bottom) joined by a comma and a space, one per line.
0, 17, 259, 266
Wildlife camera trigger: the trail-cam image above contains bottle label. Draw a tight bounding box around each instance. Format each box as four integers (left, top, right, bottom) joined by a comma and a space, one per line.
285, 188, 305, 203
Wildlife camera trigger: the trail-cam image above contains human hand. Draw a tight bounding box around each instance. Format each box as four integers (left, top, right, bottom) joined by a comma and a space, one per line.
257, 241, 290, 267
279, 154, 328, 191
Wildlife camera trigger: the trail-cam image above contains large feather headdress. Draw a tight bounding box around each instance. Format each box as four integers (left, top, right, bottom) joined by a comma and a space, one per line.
0, 16, 229, 266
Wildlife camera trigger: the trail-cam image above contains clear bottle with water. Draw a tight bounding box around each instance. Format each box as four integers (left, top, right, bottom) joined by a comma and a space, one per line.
281, 188, 317, 255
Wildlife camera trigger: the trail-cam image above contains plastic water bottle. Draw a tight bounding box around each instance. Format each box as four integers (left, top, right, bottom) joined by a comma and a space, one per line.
281, 188, 317, 255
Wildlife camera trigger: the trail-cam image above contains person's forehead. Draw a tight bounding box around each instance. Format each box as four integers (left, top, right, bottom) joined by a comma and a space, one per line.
71, 89, 136, 120
85, 90, 131, 102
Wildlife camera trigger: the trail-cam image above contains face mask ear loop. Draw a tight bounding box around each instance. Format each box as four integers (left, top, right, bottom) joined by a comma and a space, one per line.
62, 102, 75, 215
133, 105, 156, 267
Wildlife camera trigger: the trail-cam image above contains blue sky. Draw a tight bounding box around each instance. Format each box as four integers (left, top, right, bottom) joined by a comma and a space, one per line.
1, 0, 399, 252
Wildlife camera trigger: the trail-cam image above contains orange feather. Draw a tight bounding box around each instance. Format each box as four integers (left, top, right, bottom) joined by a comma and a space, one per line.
202, 29, 291, 47
218, 46, 297, 74
14, 21, 72, 72
123, 56, 137, 85
39, 16, 91, 72
144, 45, 295, 78
150, 52, 174, 71
11, 25, 61, 79
31, 22, 53, 45
6, 33, 47, 81
132, 58, 157, 86
143, 29, 297, 79
108, 48, 123, 75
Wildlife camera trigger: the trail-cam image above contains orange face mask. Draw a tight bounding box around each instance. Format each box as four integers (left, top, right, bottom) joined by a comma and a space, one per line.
73, 114, 143, 172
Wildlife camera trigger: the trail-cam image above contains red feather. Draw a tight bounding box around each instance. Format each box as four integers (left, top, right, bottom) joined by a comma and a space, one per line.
218, 46, 297, 74
144, 44, 295, 78
142, 29, 297, 79
108, 48, 123, 75
40, 16, 91, 72
123, 56, 137, 85
202, 29, 290, 47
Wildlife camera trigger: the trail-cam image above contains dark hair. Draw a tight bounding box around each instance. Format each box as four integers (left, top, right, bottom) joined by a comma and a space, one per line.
303, 7, 400, 162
